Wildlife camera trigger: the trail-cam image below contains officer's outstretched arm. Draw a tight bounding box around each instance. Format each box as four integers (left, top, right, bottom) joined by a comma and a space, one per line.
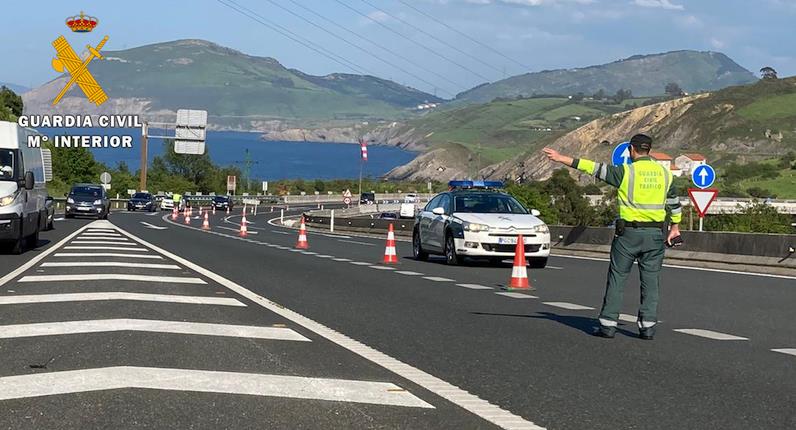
543, 148, 623, 187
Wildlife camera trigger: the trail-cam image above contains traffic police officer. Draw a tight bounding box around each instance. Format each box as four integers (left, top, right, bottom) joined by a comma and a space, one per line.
543, 134, 682, 340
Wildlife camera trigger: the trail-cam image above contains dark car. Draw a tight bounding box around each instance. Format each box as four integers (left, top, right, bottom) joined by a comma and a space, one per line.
360, 192, 376, 205
212, 195, 234, 210
127, 192, 157, 212
378, 212, 399, 220
65, 184, 110, 219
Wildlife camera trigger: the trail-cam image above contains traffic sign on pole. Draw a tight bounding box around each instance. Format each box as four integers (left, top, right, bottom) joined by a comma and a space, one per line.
100, 171, 112, 184
611, 142, 632, 166
691, 164, 716, 189
688, 188, 718, 218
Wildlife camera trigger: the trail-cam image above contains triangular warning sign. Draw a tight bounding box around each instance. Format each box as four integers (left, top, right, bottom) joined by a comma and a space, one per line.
688, 188, 718, 217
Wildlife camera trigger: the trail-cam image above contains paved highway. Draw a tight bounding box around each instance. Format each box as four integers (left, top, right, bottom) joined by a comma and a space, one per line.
1, 207, 794, 429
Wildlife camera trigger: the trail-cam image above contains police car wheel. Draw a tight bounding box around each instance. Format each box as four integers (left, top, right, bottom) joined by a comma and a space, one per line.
413, 230, 428, 261
445, 234, 460, 266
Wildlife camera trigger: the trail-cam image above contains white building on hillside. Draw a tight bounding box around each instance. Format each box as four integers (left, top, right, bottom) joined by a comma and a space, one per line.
675, 153, 707, 174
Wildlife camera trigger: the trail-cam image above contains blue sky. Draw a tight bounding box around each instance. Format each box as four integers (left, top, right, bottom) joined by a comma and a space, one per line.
2, 0, 794, 97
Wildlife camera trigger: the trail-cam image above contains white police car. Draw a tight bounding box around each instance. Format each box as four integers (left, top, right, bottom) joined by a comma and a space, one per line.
413, 181, 550, 267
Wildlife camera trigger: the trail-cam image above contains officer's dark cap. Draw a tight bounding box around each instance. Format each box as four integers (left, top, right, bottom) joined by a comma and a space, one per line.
630, 134, 652, 151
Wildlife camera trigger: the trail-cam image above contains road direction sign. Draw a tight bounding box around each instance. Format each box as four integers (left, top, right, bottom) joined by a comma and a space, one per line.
688, 188, 718, 217
611, 142, 632, 166
100, 171, 111, 184
691, 164, 716, 189
174, 109, 207, 155
343, 197, 352, 205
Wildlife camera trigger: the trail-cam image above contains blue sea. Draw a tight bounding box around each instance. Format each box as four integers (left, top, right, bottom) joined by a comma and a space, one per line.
38, 128, 416, 180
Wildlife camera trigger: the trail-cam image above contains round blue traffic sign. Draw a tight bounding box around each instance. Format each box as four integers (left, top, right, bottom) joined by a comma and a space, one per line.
691, 164, 716, 189
611, 142, 632, 166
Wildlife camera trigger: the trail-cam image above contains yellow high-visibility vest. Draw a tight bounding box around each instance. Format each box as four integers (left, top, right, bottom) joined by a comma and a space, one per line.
617, 159, 671, 222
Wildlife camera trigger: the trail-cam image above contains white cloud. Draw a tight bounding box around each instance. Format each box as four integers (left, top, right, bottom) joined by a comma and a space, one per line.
366, 10, 390, 22
709, 38, 726, 49
632, 0, 684, 10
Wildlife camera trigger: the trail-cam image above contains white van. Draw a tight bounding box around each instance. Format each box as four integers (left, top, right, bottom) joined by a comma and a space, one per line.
0, 121, 52, 254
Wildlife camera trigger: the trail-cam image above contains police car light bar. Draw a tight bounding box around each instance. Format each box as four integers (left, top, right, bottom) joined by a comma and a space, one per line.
448, 180, 504, 189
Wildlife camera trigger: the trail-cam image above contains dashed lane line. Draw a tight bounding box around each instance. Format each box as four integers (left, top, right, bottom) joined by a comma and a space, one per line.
370, 266, 396, 270
396, 271, 424, 276
349, 261, 372, 266
495, 292, 537, 299
314, 254, 334, 258
333, 258, 353, 262
40, 262, 181, 270
0, 367, 432, 408
422, 276, 455, 282
128, 220, 544, 429
53, 252, 164, 259
673, 329, 748, 341
271, 230, 291, 235
456, 283, 492, 290
301, 251, 318, 255
63, 246, 150, 252
18, 274, 206, 284
0, 292, 245, 307
0, 319, 309, 341
542, 302, 594, 311
771, 349, 796, 357
339, 239, 376, 246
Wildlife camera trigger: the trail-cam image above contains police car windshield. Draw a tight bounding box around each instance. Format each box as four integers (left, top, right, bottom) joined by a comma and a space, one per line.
453, 193, 528, 214
0, 150, 14, 180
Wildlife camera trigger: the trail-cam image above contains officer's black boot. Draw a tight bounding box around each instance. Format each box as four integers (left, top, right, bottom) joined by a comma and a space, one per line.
639, 325, 656, 340
593, 325, 616, 338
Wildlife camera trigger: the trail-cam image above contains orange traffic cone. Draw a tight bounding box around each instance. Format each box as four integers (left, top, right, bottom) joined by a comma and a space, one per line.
212, 206, 216, 215
172, 207, 178, 220
383, 223, 398, 264
239, 219, 248, 236
202, 213, 210, 230
241, 208, 248, 225
508, 234, 530, 290
184, 210, 190, 224
296, 216, 309, 249
226, 206, 230, 214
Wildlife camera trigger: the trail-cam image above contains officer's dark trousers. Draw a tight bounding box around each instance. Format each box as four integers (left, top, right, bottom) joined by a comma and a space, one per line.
599, 227, 665, 326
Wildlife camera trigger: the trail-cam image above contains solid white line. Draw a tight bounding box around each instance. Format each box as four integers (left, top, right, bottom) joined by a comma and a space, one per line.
301, 251, 318, 255
546, 266, 564, 270
0, 293, 245, 307
40, 262, 180, 270
333, 258, 352, 262
456, 283, 492, 290
370, 266, 396, 270
771, 348, 796, 357
54, 253, 163, 259
339, 239, 376, 246
496, 292, 537, 299
0, 319, 307, 341
322, 233, 351, 239
543, 302, 594, 311
314, 254, 334, 258
396, 271, 424, 276
349, 261, 372, 266
0, 367, 432, 408
18, 274, 206, 284
0, 222, 91, 288
113, 223, 541, 429
140, 221, 168, 230
64, 246, 150, 252
423, 276, 454, 282
217, 226, 258, 234
71, 241, 136, 246
552, 254, 796, 280
673, 329, 748, 341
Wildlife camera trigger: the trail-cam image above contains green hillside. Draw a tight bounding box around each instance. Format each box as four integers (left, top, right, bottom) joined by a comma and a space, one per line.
68, 39, 441, 120
456, 50, 757, 104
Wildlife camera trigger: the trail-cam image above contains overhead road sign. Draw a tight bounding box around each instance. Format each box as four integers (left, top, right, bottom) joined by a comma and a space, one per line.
611, 142, 632, 166
691, 164, 716, 189
174, 109, 208, 155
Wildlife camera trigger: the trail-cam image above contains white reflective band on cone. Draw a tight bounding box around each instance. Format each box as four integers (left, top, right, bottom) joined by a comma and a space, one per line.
511, 266, 527, 278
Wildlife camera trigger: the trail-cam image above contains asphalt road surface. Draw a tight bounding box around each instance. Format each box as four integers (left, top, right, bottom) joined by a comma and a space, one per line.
1, 207, 793, 430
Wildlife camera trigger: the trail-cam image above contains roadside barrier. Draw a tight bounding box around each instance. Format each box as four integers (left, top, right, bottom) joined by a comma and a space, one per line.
383, 224, 398, 264
508, 235, 531, 290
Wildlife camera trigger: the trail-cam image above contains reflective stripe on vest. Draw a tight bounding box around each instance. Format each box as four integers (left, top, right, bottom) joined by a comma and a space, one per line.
618, 160, 671, 222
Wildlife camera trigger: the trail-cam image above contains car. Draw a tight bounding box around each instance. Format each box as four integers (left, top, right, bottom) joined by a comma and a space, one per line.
212, 195, 234, 210
404, 193, 419, 203
160, 197, 174, 211
65, 184, 110, 219
378, 212, 399, 220
360, 192, 375, 205
399, 203, 416, 218
0, 121, 52, 254
127, 192, 157, 212
413, 180, 550, 267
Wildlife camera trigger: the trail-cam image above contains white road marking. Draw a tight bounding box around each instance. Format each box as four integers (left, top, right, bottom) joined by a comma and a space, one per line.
333, 258, 353, 262
0, 319, 307, 341
217, 226, 258, 234
64, 246, 149, 252
496, 292, 536, 299
0, 292, 245, 307
0, 367, 432, 408
18, 274, 206, 284
321, 233, 351, 239
396, 271, 424, 276
53, 217, 65, 221
71, 241, 136, 246
546, 266, 564, 270
543, 302, 594, 311
80, 232, 123, 237
673, 329, 748, 341
422, 276, 454, 282
349, 261, 372, 266
314, 254, 333, 258
140, 221, 168, 230
339, 239, 375, 246
301, 251, 318, 255
85, 228, 117, 233
370, 266, 396, 270
40, 262, 180, 270
117, 222, 541, 429
456, 283, 492, 290
54, 252, 163, 259
76, 236, 125, 241
271, 230, 290, 235
772, 348, 796, 357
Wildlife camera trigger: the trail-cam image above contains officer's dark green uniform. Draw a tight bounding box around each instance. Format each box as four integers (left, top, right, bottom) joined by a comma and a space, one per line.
570, 135, 682, 339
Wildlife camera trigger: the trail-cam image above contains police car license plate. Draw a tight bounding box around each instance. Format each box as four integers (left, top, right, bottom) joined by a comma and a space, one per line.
498, 237, 530, 245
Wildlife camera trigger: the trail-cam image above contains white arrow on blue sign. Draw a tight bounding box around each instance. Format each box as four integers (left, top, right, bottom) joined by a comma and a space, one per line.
691, 164, 716, 189
611, 142, 632, 166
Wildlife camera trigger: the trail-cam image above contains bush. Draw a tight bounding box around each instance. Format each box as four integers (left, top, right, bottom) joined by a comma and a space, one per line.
746, 187, 775, 198
704, 202, 792, 233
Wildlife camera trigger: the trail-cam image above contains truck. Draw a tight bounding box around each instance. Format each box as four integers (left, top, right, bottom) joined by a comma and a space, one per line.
0, 121, 53, 254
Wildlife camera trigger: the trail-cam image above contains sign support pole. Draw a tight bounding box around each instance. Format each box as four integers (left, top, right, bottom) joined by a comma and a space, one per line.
699, 216, 703, 232
139, 122, 148, 191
